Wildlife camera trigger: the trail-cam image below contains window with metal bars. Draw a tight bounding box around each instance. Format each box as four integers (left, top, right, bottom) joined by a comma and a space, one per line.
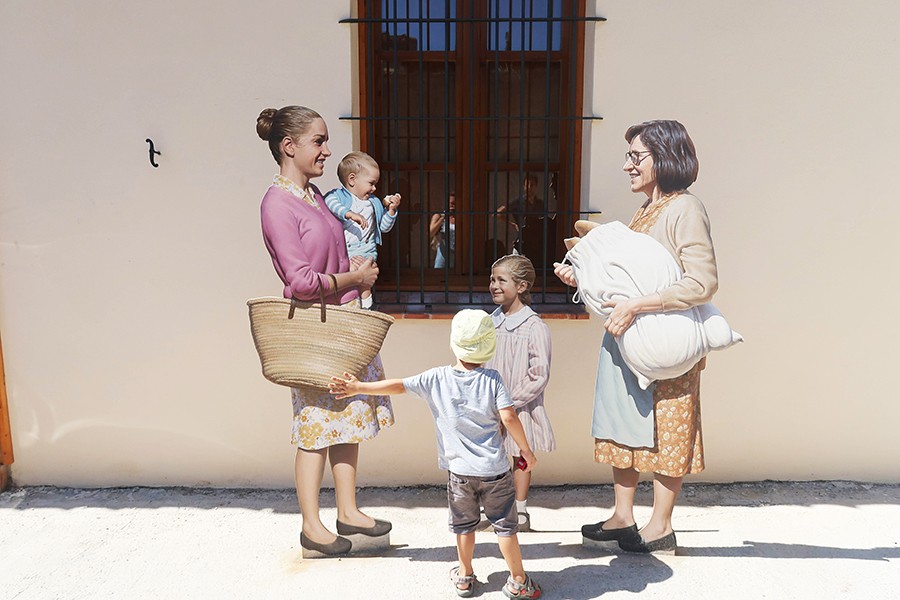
342, 0, 603, 312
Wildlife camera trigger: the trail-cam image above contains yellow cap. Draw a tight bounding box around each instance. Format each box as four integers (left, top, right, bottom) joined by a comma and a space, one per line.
450, 309, 497, 364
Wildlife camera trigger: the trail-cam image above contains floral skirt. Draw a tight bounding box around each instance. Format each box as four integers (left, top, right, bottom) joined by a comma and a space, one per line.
594, 358, 705, 477
290, 353, 394, 451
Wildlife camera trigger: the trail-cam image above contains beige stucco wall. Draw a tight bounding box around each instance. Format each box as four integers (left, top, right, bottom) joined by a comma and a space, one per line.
1, 0, 898, 487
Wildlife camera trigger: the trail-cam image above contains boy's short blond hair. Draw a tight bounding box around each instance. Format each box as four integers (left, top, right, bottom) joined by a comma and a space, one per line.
337, 151, 380, 186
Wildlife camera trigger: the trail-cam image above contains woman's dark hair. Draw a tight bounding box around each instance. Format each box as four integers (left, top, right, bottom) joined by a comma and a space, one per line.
256, 106, 322, 164
625, 120, 698, 193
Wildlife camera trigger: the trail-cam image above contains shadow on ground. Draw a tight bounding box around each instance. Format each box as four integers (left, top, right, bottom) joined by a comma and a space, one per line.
2, 481, 899, 513
374, 538, 900, 565
342, 542, 676, 598
682, 541, 900, 561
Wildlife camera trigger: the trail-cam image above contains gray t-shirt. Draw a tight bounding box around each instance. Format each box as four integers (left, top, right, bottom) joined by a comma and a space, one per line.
403, 366, 513, 477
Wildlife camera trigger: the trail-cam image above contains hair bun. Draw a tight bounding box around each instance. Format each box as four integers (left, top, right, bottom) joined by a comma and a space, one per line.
256, 108, 278, 141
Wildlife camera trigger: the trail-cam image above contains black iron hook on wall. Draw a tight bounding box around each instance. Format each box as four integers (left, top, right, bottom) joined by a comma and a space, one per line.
146, 138, 161, 168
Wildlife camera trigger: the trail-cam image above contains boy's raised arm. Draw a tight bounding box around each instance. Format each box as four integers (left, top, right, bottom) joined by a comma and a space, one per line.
330, 372, 405, 399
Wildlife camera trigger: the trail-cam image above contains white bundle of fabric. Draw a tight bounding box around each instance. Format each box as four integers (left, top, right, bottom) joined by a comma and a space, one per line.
565, 221, 743, 389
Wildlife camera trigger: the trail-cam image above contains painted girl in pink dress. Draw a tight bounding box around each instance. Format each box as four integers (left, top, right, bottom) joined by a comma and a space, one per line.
485, 254, 555, 532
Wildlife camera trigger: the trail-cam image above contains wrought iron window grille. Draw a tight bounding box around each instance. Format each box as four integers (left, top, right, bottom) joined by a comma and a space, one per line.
341, 2, 606, 314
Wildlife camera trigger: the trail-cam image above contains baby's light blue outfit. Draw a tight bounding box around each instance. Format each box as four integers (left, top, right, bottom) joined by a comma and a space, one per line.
323, 186, 397, 260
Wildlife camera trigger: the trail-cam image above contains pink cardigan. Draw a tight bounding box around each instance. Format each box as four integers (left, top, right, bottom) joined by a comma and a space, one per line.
260, 184, 358, 304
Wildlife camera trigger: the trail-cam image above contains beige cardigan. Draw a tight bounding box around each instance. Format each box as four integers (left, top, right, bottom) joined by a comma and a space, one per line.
646, 193, 718, 311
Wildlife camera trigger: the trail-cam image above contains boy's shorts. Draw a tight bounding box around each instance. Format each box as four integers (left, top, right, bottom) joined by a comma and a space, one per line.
447, 470, 518, 536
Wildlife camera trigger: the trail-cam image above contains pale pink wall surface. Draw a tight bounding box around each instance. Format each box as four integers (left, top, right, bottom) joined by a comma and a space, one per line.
1, 1, 897, 486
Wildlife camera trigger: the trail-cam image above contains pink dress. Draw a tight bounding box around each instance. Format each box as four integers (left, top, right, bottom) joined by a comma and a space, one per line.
260, 176, 394, 450
486, 305, 556, 455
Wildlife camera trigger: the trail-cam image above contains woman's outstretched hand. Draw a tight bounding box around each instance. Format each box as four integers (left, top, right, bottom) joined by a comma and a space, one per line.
329, 372, 359, 399
553, 262, 577, 287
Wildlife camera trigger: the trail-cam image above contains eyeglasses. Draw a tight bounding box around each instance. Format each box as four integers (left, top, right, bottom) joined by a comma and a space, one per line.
625, 150, 652, 166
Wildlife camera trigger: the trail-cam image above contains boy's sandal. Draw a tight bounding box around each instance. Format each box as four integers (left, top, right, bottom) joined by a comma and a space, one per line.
449, 566, 477, 598
503, 575, 542, 599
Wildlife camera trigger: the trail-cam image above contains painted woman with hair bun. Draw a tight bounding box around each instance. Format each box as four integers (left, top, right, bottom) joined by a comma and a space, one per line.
554, 120, 719, 554
255, 105, 394, 557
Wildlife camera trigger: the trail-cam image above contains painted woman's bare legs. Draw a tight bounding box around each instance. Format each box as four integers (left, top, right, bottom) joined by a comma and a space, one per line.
640, 473, 681, 541
295, 447, 333, 543
295, 442, 375, 544
602, 466, 639, 529
601, 466, 680, 542
329, 442, 376, 528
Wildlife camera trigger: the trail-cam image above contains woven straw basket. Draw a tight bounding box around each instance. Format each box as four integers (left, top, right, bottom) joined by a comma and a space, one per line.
247, 294, 395, 390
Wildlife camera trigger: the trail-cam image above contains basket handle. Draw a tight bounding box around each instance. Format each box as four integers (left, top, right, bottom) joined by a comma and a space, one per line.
288, 273, 340, 322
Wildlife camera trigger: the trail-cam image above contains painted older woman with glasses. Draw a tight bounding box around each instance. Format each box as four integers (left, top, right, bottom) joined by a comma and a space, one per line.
554, 120, 718, 554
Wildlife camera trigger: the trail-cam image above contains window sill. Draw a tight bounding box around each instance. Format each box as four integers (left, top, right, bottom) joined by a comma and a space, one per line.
373, 290, 588, 319
377, 305, 589, 320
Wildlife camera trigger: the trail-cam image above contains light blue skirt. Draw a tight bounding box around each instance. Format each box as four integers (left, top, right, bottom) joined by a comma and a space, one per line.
591, 332, 656, 449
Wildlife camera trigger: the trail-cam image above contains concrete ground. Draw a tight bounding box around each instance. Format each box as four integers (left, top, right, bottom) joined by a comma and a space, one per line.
1, 481, 898, 600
